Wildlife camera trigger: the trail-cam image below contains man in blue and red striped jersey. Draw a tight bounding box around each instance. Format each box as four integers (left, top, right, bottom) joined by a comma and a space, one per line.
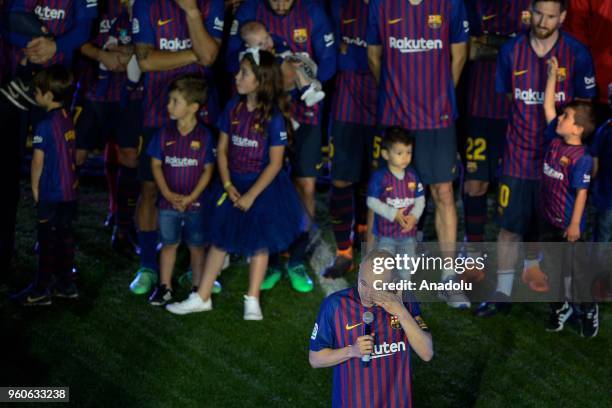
366, 0, 471, 308
0, 0, 96, 276
475, 0, 596, 317
461, 0, 531, 283
129, 0, 224, 295
309, 249, 433, 408
228, 0, 336, 293
322, 0, 378, 279
74, 0, 141, 256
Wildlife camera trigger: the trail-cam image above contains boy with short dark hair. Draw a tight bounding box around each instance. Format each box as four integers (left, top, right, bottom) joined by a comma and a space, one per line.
366, 127, 425, 280
535, 56, 599, 337
146, 75, 215, 306
14, 65, 78, 305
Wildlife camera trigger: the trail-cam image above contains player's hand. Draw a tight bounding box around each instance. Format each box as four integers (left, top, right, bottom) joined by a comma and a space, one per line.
100, 50, 126, 72
350, 335, 375, 358
234, 192, 255, 212
226, 185, 241, 203
372, 290, 406, 318
394, 208, 411, 231
179, 194, 196, 211
547, 56, 559, 79
400, 214, 417, 233
108, 44, 135, 64
564, 223, 581, 242
25, 37, 57, 64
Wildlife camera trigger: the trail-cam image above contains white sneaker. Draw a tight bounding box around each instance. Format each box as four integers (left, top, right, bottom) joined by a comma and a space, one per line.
438, 280, 471, 309
243, 295, 263, 320
166, 292, 212, 315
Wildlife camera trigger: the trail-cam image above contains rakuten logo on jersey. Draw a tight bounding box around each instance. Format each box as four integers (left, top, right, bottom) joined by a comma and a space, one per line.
543, 162, 564, 180
159, 38, 192, 51
342, 36, 367, 48
369, 341, 407, 359
35, 5, 66, 21
389, 37, 443, 53
514, 88, 566, 105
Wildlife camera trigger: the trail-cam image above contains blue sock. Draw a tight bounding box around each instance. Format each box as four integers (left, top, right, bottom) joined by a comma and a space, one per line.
138, 230, 158, 270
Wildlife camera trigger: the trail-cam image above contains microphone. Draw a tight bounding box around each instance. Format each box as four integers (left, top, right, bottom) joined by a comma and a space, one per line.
361, 311, 375, 367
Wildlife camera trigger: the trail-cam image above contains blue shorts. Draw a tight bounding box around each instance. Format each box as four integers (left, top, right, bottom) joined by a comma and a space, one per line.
412, 126, 458, 184
464, 117, 506, 182
158, 209, 205, 247
138, 126, 159, 182
376, 236, 416, 257
289, 124, 322, 178
74, 99, 142, 150
330, 122, 377, 182
496, 175, 540, 238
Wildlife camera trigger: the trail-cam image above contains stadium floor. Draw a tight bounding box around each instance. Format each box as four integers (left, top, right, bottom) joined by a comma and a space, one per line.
1, 182, 609, 407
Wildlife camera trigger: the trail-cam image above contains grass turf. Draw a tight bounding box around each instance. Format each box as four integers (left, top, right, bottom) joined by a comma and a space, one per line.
1, 183, 610, 407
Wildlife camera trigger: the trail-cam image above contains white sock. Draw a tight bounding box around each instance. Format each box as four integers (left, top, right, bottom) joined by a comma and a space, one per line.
523, 258, 539, 269
496, 270, 514, 296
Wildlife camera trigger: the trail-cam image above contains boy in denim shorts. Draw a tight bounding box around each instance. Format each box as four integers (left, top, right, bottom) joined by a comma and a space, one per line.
367, 127, 425, 281
146, 76, 215, 306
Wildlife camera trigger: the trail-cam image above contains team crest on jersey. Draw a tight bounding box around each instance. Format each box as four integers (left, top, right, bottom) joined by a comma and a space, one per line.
467, 161, 477, 173
408, 182, 416, 191
557, 67, 567, 82
560, 156, 570, 166
390, 315, 401, 329
521, 10, 531, 25
293, 28, 308, 44
190, 141, 201, 150
64, 130, 75, 142
428, 15, 442, 29
252, 123, 263, 133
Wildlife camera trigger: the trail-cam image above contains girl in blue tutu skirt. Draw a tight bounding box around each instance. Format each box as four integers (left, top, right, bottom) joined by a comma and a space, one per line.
166, 49, 305, 320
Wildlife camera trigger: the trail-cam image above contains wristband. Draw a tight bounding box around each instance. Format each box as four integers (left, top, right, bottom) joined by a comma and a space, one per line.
223, 181, 233, 190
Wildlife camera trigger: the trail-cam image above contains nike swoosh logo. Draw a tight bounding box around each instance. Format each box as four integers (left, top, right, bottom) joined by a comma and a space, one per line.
231, 120, 240, 125
482, 14, 497, 21
157, 19, 172, 26
388, 18, 402, 25
514, 69, 528, 76
27, 295, 46, 302
343, 18, 356, 24
345, 322, 363, 330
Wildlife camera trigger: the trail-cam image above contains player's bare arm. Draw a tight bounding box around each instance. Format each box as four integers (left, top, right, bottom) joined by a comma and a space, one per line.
367, 44, 382, 84
309, 335, 374, 368
372, 291, 434, 362
450, 42, 467, 87
135, 42, 198, 72
175, 0, 221, 66
81, 43, 126, 72
565, 188, 588, 242
543, 56, 558, 124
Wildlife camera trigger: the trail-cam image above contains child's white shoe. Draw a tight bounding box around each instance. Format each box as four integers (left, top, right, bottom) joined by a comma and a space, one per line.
166, 292, 212, 315
243, 295, 263, 320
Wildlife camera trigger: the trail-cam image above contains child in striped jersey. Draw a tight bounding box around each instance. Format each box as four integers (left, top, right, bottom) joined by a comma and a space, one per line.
12, 66, 78, 306
145, 76, 215, 307
537, 56, 598, 337
166, 49, 305, 320
240, 21, 325, 107
367, 127, 425, 281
